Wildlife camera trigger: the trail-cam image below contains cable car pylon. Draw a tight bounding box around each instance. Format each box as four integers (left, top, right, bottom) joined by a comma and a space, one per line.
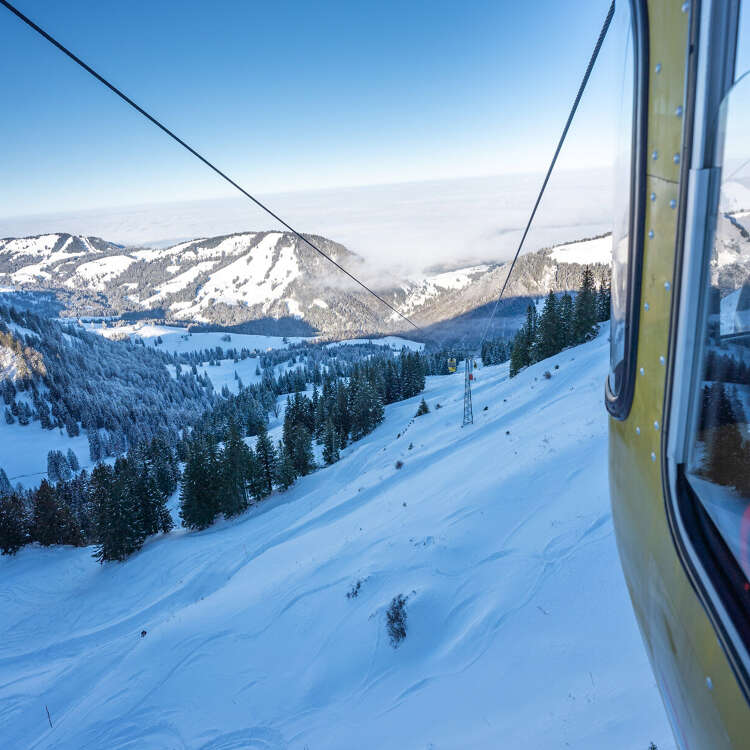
462, 357, 474, 427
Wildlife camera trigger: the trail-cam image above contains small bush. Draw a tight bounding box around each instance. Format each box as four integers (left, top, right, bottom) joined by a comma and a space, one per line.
435, 403, 442, 409
554, 364, 559, 370
347, 580, 362, 599
415, 398, 430, 417
483, 405, 488, 411
395, 460, 404, 470
408, 442, 413, 450
387, 594, 408, 647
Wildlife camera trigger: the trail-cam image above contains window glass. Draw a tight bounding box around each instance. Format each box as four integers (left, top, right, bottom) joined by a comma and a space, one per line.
609, 8, 635, 396
687, 72, 750, 578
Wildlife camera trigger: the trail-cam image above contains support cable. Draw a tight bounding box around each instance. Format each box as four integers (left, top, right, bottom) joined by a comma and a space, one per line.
0, 0, 422, 332
478, 0, 615, 348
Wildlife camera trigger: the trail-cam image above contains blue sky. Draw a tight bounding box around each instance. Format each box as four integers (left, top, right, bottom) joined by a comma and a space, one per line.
0, 0, 624, 219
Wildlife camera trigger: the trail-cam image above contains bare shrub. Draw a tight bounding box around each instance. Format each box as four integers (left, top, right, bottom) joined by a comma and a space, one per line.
387, 594, 408, 647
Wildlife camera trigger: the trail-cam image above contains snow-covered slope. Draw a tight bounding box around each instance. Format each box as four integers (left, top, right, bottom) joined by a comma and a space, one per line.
0, 327, 673, 749
549, 235, 612, 264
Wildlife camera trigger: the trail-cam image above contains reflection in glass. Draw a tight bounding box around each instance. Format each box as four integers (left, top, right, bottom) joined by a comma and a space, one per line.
687, 73, 750, 578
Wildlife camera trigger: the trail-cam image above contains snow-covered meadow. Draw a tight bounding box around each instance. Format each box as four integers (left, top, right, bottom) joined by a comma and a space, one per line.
0, 326, 673, 749
80, 321, 309, 355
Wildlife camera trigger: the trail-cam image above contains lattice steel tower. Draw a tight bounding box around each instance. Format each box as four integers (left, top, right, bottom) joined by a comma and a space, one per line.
462, 357, 474, 427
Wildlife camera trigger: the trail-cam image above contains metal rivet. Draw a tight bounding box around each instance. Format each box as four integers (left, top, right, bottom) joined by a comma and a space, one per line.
648, 230, 655, 239
664, 281, 671, 290
644, 302, 650, 311
682, 2, 690, 13
655, 63, 662, 74
650, 192, 656, 202
640, 367, 645, 376
636, 426, 641, 435
660, 356, 666, 365
654, 421, 660, 431
707, 676, 713, 690
675, 105, 683, 117
670, 199, 677, 209
674, 153, 681, 164
651, 452, 657, 462
652, 150, 659, 160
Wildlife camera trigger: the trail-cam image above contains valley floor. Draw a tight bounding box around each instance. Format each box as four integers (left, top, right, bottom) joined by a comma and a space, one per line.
0, 326, 675, 749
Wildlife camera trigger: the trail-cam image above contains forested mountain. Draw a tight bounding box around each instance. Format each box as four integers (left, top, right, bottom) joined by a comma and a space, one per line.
0, 304, 215, 458
0, 231, 614, 338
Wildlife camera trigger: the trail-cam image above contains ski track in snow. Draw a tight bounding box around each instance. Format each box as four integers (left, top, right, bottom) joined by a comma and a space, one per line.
0, 324, 675, 749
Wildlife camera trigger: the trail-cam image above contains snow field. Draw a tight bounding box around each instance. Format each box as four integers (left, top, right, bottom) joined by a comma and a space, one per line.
82, 321, 310, 355
0, 325, 674, 749
549, 235, 612, 265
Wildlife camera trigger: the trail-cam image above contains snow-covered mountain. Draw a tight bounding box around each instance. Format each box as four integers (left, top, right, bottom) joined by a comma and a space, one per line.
0, 326, 675, 748
0, 231, 614, 339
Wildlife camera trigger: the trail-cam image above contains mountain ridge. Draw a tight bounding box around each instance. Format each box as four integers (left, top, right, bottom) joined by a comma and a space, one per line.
0, 230, 613, 340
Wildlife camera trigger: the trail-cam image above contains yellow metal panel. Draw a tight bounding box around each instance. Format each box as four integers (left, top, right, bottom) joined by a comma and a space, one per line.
609, 1, 750, 747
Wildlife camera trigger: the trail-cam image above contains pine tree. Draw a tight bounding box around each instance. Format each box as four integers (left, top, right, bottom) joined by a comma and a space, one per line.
322, 419, 340, 465
509, 324, 531, 378
90, 464, 117, 562
559, 292, 574, 347
88, 429, 102, 462
534, 291, 562, 361
179, 437, 219, 530
66, 448, 80, 472
219, 420, 251, 517
31, 480, 82, 547
0, 467, 12, 496
0, 493, 28, 555
149, 436, 180, 499
275, 440, 297, 490
31, 480, 62, 546
415, 398, 430, 417
290, 425, 315, 476
254, 423, 277, 496
597, 277, 611, 322
573, 266, 598, 343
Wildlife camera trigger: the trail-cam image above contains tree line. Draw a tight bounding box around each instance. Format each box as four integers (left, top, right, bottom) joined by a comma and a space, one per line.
0, 436, 178, 560
509, 268, 610, 377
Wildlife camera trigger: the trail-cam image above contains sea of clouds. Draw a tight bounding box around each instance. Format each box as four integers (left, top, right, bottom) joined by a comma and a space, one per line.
0, 168, 613, 277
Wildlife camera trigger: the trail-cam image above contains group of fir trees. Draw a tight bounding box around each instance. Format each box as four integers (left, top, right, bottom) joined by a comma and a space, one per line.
179, 422, 280, 530
0, 436, 179, 560
481, 339, 510, 366
178, 350, 427, 533
509, 268, 610, 377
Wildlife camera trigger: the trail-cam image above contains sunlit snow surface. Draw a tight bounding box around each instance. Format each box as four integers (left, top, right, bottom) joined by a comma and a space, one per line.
549, 235, 612, 265
0, 326, 674, 749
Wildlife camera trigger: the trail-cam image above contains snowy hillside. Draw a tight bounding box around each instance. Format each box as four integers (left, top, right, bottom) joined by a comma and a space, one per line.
549, 235, 612, 264
0, 231, 613, 341
0, 326, 674, 749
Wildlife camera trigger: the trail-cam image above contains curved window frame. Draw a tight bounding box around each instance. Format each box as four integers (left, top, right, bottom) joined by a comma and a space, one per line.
663, 0, 750, 703
605, 0, 650, 420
